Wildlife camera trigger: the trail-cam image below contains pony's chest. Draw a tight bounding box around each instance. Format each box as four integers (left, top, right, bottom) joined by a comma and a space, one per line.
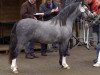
61, 26, 72, 34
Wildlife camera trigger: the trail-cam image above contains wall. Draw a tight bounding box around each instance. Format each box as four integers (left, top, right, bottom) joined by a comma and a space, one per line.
0, 0, 45, 22
0, 0, 44, 44
0, 0, 21, 22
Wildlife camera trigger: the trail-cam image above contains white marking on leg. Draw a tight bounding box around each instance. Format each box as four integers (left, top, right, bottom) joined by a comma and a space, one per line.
11, 59, 18, 73
62, 56, 70, 69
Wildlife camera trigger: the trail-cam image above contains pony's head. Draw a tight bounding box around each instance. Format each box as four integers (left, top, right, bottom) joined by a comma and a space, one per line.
52, 2, 93, 26
79, 3, 93, 18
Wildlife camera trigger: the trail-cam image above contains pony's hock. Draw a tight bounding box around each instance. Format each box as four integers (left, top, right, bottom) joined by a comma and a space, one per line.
9, 2, 93, 73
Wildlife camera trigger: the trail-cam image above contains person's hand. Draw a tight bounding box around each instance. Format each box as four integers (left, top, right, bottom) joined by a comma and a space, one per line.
54, 7, 59, 12
93, 12, 97, 16
51, 7, 59, 13
51, 9, 55, 13
40, 13, 44, 16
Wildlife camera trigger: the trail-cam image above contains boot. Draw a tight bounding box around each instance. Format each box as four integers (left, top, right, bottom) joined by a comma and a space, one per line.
41, 53, 47, 56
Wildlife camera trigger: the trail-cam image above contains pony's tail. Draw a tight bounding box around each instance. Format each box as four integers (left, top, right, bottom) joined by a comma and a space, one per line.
9, 22, 18, 64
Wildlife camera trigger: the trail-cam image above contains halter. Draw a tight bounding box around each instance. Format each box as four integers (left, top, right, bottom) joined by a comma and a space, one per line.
80, 4, 93, 18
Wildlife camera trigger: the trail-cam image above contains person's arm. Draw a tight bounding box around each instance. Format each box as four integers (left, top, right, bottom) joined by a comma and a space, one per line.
39, 3, 59, 16
39, 4, 53, 16
92, 0, 99, 15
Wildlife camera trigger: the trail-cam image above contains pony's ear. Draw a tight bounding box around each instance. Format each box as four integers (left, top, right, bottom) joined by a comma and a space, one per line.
80, 2, 84, 6
80, 2, 82, 5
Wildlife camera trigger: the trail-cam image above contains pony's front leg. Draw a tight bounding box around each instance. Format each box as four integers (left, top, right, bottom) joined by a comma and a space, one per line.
62, 56, 70, 69
59, 42, 70, 69
11, 59, 18, 73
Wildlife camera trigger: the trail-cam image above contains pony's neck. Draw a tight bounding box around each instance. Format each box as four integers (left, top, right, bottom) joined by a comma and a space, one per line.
58, 3, 80, 26
51, 2, 80, 26
67, 8, 81, 24
66, 7, 81, 29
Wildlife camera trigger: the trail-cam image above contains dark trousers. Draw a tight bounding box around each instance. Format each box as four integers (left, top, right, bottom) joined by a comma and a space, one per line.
25, 40, 34, 55
41, 43, 47, 54
25, 40, 47, 55
52, 42, 59, 48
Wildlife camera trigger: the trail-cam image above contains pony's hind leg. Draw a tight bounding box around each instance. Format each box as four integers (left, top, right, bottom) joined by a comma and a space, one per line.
11, 59, 18, 73
9, 42, 19, 73
10, 39, 26, 73
10, 46, 19, 73
59, 42, 70, 69
10, 45, 22, 73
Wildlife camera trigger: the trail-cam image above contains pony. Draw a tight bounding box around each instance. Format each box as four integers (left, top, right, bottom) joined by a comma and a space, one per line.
9, 2, 92, 73
61, 0, 92, 49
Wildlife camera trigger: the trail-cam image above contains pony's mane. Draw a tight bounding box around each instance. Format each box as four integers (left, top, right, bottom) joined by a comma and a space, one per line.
51, 2, 81, 26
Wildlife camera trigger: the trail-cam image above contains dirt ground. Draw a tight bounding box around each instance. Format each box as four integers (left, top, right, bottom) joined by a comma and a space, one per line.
0, 46, 100, 75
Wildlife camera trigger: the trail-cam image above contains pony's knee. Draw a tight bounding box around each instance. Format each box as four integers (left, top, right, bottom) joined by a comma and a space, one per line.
62, 52, 68, 56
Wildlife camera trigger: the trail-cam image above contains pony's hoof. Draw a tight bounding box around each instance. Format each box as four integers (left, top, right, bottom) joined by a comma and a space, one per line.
62, 65, 70, 69
66, 66, 70, 69
11, 67, 18, 73
63, 66, 70, 69
12, 70, 19, 73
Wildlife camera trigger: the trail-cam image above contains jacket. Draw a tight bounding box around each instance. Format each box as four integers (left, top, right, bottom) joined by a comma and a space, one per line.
39, 1, 58, 21
86, 0, 99, 14
20, 1, 37, 19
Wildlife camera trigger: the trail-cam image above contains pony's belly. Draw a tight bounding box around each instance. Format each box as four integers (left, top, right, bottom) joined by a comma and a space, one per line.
33, 33, 59, 44
35, 37, 58, 44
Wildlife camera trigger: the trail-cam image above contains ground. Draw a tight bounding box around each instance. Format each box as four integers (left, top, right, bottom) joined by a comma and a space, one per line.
0, 46, 100, 75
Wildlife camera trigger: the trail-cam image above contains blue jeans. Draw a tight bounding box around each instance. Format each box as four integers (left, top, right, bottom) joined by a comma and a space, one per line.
92, 23, 100, 59
96, 32, 100, 59
96, 27, 100, 59
96, 43, 100, 59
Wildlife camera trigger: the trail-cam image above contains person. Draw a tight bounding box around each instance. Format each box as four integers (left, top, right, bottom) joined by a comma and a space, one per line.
93, 1, 100, 67
84, 0, 98, 46
84, 0, 98, 15
83, 0, 99, 60
20, 0, 37, 19
97, 1, 100, 14
93, 14, 100, 67
20, 0, 38, 59
55, 0, 61, 10
39, 0, 59, 51
20, 0, 47, 59
39, 0, 59, 21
